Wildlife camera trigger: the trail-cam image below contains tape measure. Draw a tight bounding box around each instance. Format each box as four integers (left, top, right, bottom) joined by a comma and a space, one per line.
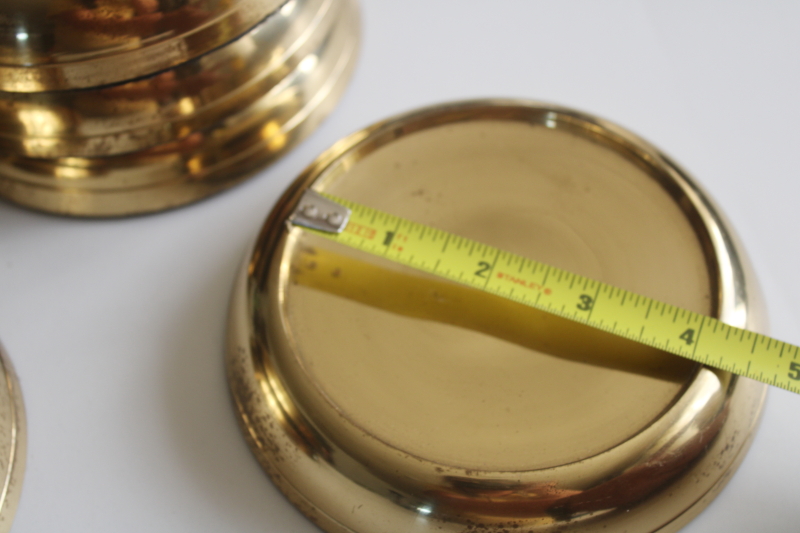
289, 190, 800, 394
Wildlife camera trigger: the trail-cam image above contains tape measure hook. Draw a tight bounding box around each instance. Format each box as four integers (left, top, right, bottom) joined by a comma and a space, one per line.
288, 190, 350, 233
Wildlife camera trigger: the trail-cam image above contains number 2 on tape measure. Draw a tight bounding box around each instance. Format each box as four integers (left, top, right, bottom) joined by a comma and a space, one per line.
288, 190, 800, 395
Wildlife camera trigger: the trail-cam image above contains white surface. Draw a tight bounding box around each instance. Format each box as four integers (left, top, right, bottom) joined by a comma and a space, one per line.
1, 1, 799, 531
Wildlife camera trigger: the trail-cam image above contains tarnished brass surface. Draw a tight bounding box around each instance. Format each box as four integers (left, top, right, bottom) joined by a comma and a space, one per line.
0, 342, 26, 533
0, 0, 360, 216
227, 100, 768, 532
0, 0, 337, 158
0, 0, 284, 91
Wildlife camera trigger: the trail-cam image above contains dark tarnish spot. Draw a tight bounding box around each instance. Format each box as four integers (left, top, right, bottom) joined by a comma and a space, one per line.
431, 290, 447, 303
300, 245, 317, 256
459, 519, 528, 533
331, 268, 341, 278
412, 188, 425, 197
306, 261, 317, 271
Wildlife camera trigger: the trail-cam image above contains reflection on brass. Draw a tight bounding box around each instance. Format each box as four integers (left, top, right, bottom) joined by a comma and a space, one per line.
0, 0, 284, 92
0, 342, 26, 533
0, 0, 360, 216
227, 101, 768, 532
0, 0, 339, 158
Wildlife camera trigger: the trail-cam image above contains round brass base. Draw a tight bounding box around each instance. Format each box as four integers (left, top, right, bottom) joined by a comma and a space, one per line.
0, 343, 25, 533
227, 100, 767, 532
0, 0, 359, 217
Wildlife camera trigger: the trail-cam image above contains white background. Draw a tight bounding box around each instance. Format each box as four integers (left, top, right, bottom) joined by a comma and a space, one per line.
1, 1, 799, 531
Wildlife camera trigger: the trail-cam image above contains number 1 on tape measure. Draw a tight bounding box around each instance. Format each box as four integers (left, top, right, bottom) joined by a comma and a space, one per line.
288, 190, 800, 395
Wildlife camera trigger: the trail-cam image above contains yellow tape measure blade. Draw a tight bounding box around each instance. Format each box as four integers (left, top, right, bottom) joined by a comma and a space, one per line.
290, 190, 800, 395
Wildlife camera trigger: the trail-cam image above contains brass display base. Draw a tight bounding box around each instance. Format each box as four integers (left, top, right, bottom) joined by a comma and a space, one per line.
227, 100, 767, 532
0, 0, 359, 217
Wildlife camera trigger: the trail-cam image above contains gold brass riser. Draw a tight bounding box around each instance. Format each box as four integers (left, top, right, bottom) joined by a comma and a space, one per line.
0, 0, 360, 217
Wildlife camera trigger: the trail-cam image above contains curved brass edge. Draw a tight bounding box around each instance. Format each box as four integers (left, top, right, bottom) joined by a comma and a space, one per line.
0, 0, 360, 217
652, 377, 767, 532
0, 0, 285, 92
226, 255, 428, 533
0, 0, 340, 158
227, 100, 769, 532
0, 343, 26, 533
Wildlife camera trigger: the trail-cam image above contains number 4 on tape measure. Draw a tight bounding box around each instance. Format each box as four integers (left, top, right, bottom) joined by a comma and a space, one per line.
288, 190, 800, 395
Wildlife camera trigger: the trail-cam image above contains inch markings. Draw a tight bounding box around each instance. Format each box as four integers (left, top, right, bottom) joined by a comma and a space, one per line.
300, 193, 800, 395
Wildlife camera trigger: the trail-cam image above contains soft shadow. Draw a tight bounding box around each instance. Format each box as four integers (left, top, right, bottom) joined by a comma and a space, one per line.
161, 250, 320, 532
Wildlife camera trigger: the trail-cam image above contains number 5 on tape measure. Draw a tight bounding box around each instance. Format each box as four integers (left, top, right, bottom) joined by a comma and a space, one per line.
289, 190, 800, 394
